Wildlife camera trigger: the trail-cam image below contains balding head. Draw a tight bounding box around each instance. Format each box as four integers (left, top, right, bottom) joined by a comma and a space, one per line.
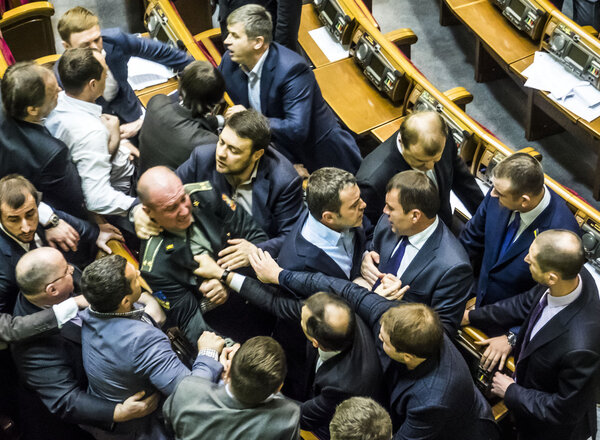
526, 230, 585, 282
16, 247, 73, 305
137, 167, 193, 232
301, 292, 355, 351
400, 111, 447, 160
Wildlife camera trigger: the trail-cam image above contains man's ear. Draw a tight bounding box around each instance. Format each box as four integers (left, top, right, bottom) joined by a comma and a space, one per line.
252, 148, 265, 162
320, 211, 335, 227
253, 36, 265, 51
410, 209, 422, 224
62, 40, 70, 50
519, 194, 531, 210
546, 271, 559, 286
26, 105, 40, 118
120, 293, 133, 310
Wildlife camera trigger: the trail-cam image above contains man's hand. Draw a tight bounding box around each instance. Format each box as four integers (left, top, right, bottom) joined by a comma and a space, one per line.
197, 331, 226, 354
224, 104, 246, 118
199, 279, 228, 305
96, 223, 124, 253
490, 372, 515, 399
73, 295, 89, 309
121, 139, 140, 161
293, 163, 310, 179
137, 292, 166, 327
113, 390, 160, 422
374, 274, 409, 300
220, 343, 240, 382
45, 219, 80, 252
361, 251, 382, 286
133, 205, 162, 240
248, 248, 282, 284
217, 239, 257, 270
100, 114, 120, 155
461, 309, 471, 326
119, 117, 143, 140
193, 254, 225, 280
476, 335, 512, 372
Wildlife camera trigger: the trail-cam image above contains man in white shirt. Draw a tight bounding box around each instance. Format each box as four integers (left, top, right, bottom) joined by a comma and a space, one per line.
45, 48, 136, 217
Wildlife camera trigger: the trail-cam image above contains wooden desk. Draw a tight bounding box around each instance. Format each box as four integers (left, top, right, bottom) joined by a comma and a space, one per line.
298, 3, 348, 68
314, 58, 404, 134
370, 117, 404, 142
135, 77, 179, 108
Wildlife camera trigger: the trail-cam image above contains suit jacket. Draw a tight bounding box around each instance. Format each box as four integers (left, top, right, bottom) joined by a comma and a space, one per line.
236, 276, 386, 440
176, 144, 305, 256
469, 268, 600, 440
277, 211, 366, 287
138, 94, 219, 174
164, 376, 301, 440
219, 43, 362, 173
0, 308, 57, 348
371, 217, 473, 333
10, 294, 115, 432
459, 188, 580, 306
356, 129, 484, 228
0, 211, 98, 313
0, 104, 87, 219
279, 271, 498, 440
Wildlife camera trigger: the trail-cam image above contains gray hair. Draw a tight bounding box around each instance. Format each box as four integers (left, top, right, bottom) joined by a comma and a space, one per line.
227, 4, 273, 44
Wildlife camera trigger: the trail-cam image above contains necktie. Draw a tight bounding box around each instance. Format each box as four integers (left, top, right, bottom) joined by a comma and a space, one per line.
372, 236, 409, 291
521, 293, 548, 348
498, 212, 521, 258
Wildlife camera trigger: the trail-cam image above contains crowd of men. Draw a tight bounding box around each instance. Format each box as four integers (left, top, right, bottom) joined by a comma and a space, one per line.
0, 3, 599, 440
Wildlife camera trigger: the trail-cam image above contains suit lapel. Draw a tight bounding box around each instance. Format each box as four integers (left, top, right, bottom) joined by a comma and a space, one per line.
260, 46, 278, 113
400, 222, 442, 286
251, 165, 271, 228
488, 207, 512, 267
296, 234, 349, 279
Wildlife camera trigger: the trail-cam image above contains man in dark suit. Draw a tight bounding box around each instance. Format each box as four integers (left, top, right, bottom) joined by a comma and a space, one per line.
247, 250, 498, 440
0, 62, 87, 219
460, 153, 580, 308
57, 6, 193, 140
278, 167, 366, 283
356, 111, 483, 230
361, 170, 472, 333
219, 4, 362, 174
139, 61, 224, 175
137, 166, 269, 344
194, 253, 385, 440
11, 247, 160, 440
464, 230, 600, 440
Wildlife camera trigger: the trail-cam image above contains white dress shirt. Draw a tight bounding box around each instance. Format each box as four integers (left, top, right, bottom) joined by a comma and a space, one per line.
242, 49, 269, 112
530, 276, 582, 339
391, 217, 439, 278
45, 92, 135, 215
101, 49, 119, 102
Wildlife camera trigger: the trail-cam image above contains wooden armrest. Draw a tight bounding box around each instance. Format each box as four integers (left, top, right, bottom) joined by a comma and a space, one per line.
193, 28, 222, 41
35, 54, 60, 67
0, 2, 55, 27
517, 146, 542, 162
97, 240, 152, 293
582, 25, 599, 38
300, 431, 320, 440
194, 28, 224, 66
443, 86, 473, 110
384, 28, 418, 47
461, 326, 515, 372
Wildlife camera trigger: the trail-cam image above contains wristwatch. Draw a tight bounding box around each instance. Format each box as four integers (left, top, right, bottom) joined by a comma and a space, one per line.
220, 269, 231, 284
44, 213, 60, 229
506, 331, 517, 347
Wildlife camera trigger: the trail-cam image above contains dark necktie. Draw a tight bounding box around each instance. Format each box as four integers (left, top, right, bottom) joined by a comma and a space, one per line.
521, 293, 549, 348
372, 236, 409, 291
498, 212, 521, 258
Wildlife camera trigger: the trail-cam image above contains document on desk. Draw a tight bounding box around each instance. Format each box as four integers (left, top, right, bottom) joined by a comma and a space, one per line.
127, 56, 176, 91
309, 27, 349, 62
523, 51, 600, 122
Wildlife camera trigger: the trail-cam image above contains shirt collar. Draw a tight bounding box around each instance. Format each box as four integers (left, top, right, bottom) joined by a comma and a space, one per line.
547, 275, 582, 308
242, 48, 270, 79
88, 303, 147, 320
318, 348, 342, 363
407, 216, 439, 249
59, 91, 103, 117
305, 214, 345, 246
520, 185, 551, 227
237, 159, 260, 187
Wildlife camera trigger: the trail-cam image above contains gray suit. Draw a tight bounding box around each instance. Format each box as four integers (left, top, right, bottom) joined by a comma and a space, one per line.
164, 376, 301, 440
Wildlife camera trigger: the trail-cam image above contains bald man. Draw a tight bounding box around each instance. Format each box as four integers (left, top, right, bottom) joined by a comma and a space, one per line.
464, 230, 600, 440
356, 111, 484, 230
137, 166, 269, 344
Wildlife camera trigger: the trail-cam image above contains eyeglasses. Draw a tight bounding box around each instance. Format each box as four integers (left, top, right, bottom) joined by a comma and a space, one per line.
45, 264, 74, 288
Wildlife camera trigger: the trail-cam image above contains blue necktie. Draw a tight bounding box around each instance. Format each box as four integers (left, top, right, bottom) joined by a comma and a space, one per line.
372, 236, 409, 291
499, 212, 521, 258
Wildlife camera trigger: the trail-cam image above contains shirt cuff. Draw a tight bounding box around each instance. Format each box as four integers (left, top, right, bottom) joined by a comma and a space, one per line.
38, 202, 54, 226
52, 298, 79, 327
229, 274, 246, 292
198, 348, 219, 361
216, 115, 225, 129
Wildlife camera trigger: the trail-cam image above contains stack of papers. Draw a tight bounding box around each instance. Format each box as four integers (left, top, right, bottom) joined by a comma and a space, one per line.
523, 51, 600, 122
127, 56, 176, 91
308, 26, 350, 62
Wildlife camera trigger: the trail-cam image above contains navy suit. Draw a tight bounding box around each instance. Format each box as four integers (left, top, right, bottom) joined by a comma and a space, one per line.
279, 270, 498, 440
459, 188, 580, 306
219, 43, 362, 173
176, 144, 305, 256
0, 104, 87, 219
356, 129, 484, 228
371, 217, 473, 333
469, 268, 600, 440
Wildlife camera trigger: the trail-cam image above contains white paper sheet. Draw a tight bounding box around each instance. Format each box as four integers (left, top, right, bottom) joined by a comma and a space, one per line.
127, 56, 176, 91
308, 26, 349, 62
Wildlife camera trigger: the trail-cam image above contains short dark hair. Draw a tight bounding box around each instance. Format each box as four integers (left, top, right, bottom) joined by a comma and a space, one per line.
386, 170, 439, 219
535, 230, 585, 280
179, 61, 225, 118
229, 336, 286, 405
492, 152, 544, 196
227, 4, 273, 44
58, 48, 103, 94
399, 111, 447, 156
1, 62, 49, 119
81, 255, 131, 313
0, 174, 41, 215
306, 168, 357, 219
380, 303, 443, 358
224, 109, 271, 152
304, 292, 355, 351
330, 397, 392, 440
